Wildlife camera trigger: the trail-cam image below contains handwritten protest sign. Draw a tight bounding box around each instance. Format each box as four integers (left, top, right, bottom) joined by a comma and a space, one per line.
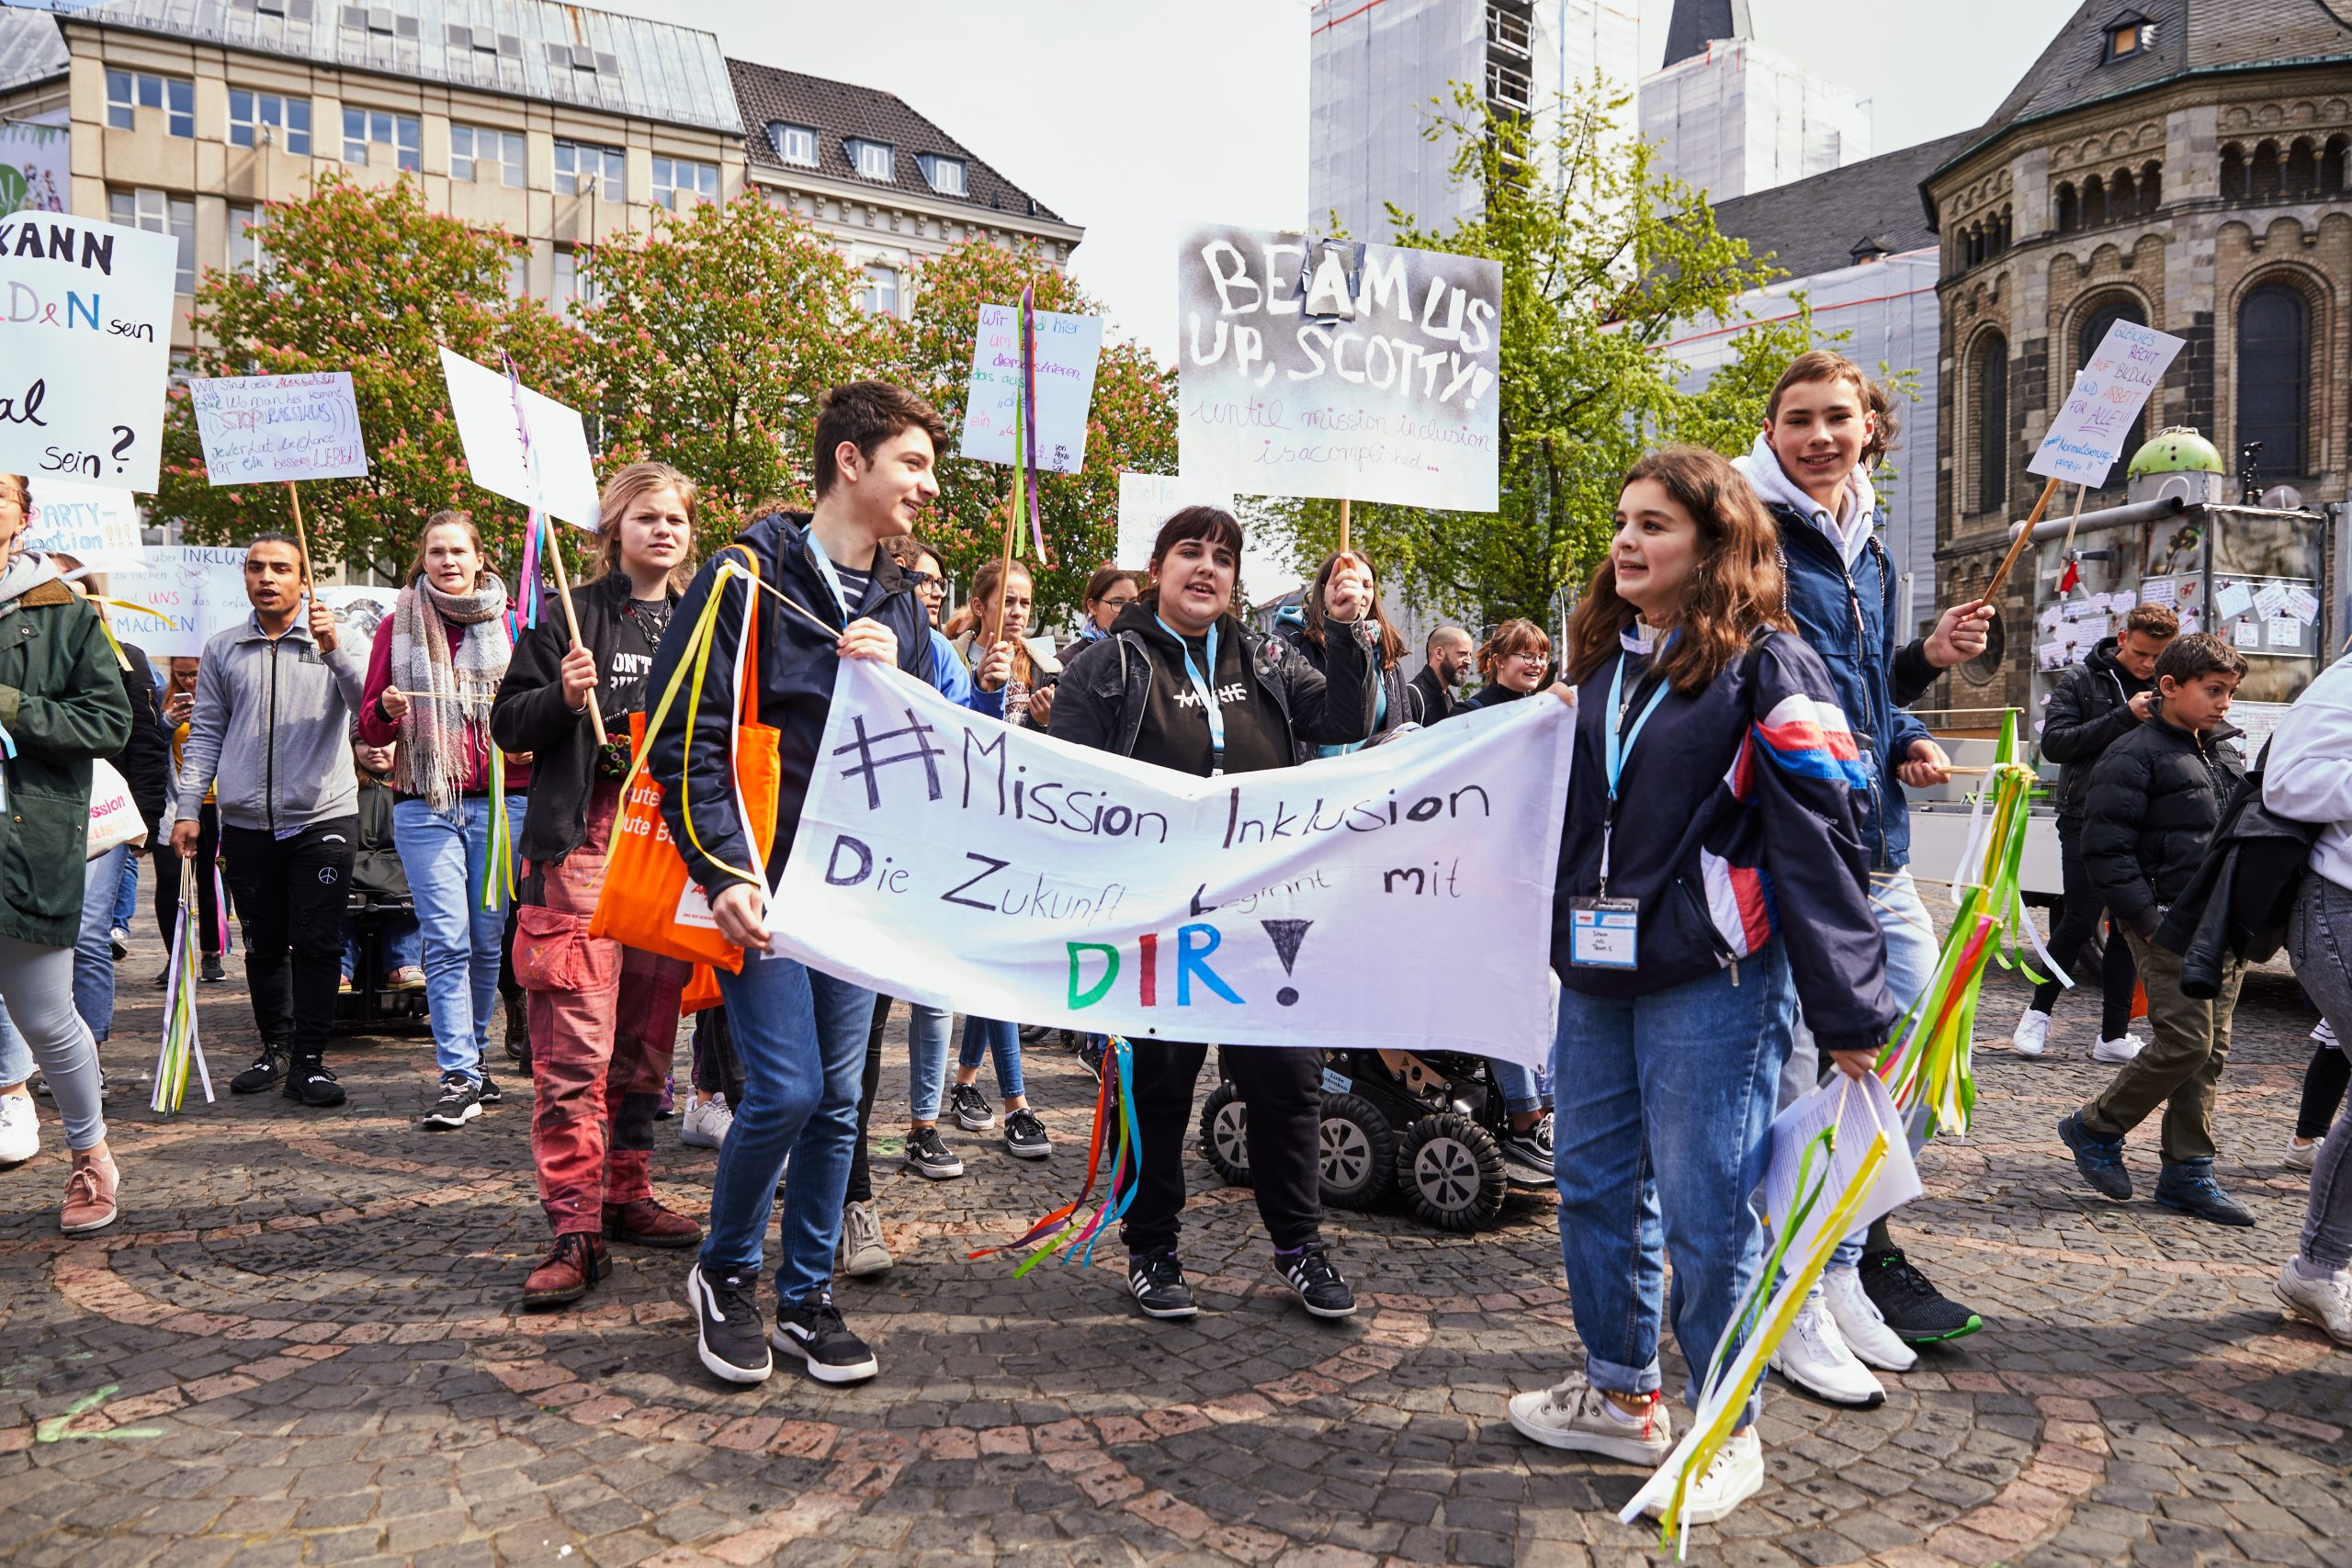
190, 372, 369, 485
1115, 473, 1234, 570
2029, 319, 2186, 487
0, 211, 178, 492
22, 478, 143, 569
958, 304, 1103, 473
1177, 225, 1501, 512
106, 546, 251, 659
764, 660, 1570, 1061
437, 347, 599, 528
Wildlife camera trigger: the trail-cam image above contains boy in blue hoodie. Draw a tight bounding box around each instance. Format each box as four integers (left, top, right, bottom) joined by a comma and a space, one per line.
1733, 351, 1996, 1398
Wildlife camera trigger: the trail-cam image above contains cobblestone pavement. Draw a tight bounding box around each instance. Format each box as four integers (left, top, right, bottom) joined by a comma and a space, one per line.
1, 911, 2348, 1568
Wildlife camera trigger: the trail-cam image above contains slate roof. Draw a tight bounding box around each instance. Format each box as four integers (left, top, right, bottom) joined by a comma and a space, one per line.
1660, 0, 1751, 70
1930, 0, 2352, 190
1709, 129, 1975, 281
0, 0, 741, 134
728, 58, 1066, 227
0, 8, 71, 97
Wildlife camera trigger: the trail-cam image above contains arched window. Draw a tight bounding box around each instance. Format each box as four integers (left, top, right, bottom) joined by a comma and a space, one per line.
2079, 299, 2152, 476
2222, 142, 2246, 200
2056, 182, 2079, 232
2110, 167, 2135, 218
2138, 161, 2161, 215
1974, 333, 2009, 512
2287, 138, 2319, 197
2084, 175, 2109, 227
2324, 135, 2349, 194
2237, 284, 2309, 481
2252, 139, 2282, 201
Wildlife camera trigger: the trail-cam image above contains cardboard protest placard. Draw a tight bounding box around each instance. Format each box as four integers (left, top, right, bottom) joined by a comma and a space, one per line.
2029, 319, 2186, 487
0, 211, 179, 492
106, 546, 253, 659
189, 372, 369, 485
1177, 225, 1502, 512
0, 118, 71, 220
959, 304, 1103, 474
436, 347, 599, 528
765, 659, 1570, 1060
21, 477, 143, 569
1115, 473, 1234, 570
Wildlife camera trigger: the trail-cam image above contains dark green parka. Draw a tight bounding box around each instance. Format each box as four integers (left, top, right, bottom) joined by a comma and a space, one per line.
0, 575, 135, 946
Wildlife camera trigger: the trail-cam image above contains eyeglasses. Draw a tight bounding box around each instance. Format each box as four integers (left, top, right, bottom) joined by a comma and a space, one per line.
1512, 650, 1550, 664
902, 570, 938, 587
1099, 593, 1136, 610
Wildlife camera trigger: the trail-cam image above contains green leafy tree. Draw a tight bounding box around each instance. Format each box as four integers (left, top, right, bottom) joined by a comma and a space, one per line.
159, 174, 588, 580
1270, 81, 1815, 628
885, 241, 1175, 624
573, 193, 880, 547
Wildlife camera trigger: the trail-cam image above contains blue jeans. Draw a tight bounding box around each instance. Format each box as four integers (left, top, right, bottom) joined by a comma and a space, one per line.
957, 1015, 1024, 1100
1494, 1057, 1550, 1115
111, 848, 140, 930
704, 949, 875, 1303
0, 1001, 28, 1085
391, 795, 523, 1084
907, 1000, 951, 1122
1554, 940, 1794, 1421
74, 845, 131, 1044
341, 913, 421, 980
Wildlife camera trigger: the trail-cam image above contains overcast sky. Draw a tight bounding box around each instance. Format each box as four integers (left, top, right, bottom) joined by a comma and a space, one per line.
622, 0, 2063, 363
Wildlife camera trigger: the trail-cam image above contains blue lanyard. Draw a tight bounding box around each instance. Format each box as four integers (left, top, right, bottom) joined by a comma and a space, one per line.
803, 527, 857, 624
1600, 650, 1670, 893
1156, 616, 1226, 775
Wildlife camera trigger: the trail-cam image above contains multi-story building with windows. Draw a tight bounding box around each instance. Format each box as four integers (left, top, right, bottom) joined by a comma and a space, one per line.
1639, 0, 1871, 202
0, 0, 1078, 346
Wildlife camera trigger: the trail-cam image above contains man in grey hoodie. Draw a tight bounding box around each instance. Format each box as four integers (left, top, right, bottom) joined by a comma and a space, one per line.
172, 534, 367, 1107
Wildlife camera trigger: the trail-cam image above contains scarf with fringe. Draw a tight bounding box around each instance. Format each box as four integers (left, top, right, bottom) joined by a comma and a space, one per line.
390, 575, 510, 810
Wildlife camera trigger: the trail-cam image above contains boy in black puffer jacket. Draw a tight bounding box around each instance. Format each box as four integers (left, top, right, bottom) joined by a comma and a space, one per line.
2060, 633, 2252, 1224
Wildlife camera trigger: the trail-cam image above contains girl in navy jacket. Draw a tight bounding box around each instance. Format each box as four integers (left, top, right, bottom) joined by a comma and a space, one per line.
1508, 446, 1899, 1527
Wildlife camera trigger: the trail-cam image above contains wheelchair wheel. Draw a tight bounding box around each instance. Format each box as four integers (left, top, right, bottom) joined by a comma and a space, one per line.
1198, 1080, 1252, 1187
1317, 1092, 1397, 1210
1397, 1112, 1508, 1231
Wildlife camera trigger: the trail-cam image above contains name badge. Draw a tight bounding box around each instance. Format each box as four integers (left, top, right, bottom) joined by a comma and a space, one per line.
1568, 897, 1640, 969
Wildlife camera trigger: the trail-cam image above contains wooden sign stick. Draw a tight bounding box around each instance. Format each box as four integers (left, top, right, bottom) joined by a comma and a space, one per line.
1980, 474, 2065, 602
1340, 497, 1351, 557
988, 494, 1019, 649
537, 514, 606, 747
286, 482, 314, 592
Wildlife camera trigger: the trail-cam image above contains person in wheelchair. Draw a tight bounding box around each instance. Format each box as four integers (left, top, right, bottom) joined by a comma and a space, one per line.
341, 737, 423, 996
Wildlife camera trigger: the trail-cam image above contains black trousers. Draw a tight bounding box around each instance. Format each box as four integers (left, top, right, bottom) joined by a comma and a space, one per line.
220, 818, 356, 1062
1118, 1042, 1323, 1255
153, 803, 223, 953
2031, 814, 2139, 1039
2300, 1040, 2350, 1141
843, 996, 893, 1205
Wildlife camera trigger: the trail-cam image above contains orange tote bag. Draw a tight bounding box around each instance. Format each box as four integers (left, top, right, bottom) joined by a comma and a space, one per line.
589, 547, 781, 973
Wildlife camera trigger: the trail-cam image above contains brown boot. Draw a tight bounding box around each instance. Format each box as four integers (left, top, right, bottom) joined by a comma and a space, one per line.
522, 1232, 609, 1309
602, 1196, 703, 1248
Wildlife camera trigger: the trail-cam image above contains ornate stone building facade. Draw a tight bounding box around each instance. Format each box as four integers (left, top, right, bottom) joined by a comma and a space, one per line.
1924, 1, 2351, 707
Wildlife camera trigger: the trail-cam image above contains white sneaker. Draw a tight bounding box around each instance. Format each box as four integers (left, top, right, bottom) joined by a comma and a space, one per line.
679, 1093, 733, 1150
1507, 1375, 1673, 1463
837, 1198, 892, 1278
1644, 1429, 1764, 1526
0, 1089, 37, 1167
1822, 1264, 1917, 1371
2275, 1257, 2352, 1347
1770, 1292, 1885, 1407
2010, 1008, 2051, 1058
2093, 1033, 2145, 1065
2287, 1136, 2324, 1173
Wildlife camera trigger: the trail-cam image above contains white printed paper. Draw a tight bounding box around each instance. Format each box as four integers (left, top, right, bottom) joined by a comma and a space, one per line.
2233, 618, 2262, 651
190, 372, 369, 485
437, 347, 599, 529
2287, 587, 2319, 625
2255, 582, 2290, 621
2030, 319, 2187, 488
2267, 616, 2301, 649
20, 477, 143, 568
957, 304, 1102, 474
767, 659, 1570, 1060
2215, 581, 2255, 620
2139, 575, 2177, 609
1764, 1073, 1922, 1275
1178, 224, 1502, 511
0, 211, 179, 492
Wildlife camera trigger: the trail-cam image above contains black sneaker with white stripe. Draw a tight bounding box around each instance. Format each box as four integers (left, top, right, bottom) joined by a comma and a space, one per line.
1276, 1244, 1357, 1319
949, 1083, 995, 1131
1003, 1107, 1052, 1159
686, 1263, 772, 1384
903, 1126, 965, 1179
422, 1073, 481, 1130
1127, 1247, 1198, 1319
772, 1292, 879, 1383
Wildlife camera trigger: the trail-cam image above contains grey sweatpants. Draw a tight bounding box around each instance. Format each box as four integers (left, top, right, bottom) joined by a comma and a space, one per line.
2288, 874, 2352, 1269
0, 934, 106, 1150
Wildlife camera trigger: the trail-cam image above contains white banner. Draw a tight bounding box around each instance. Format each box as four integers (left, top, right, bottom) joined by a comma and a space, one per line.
763, 659, 1570, 1062
0, 118, 71, 220
1177, 224, 1501, 512
437, 346, 599, 528
21, 476, 143, 569
0, 211, 178, 492
190, 371, 370, 485
106, 546, 251, 659
958, 303, 1102, 474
